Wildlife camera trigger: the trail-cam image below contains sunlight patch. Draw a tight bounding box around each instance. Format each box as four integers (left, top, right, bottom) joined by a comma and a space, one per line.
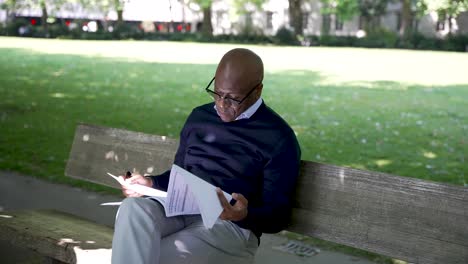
58, 238, 81, 246
375, 159, 392, 167
105, 151, 115, 160
423, 151, 437, 159
50, 93, 66, 98
0, 214, 13, 219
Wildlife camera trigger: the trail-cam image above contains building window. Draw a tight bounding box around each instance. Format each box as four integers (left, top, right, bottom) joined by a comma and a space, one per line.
303, 12, 310, 29
358, 16, 365, 30
335, 15, 343, 30
216, 11, 224, 28
266, 11, 273, 30
436, 13, 446, 31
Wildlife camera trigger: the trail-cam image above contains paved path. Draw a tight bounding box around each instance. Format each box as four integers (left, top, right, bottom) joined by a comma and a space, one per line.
0, 171, 375, 264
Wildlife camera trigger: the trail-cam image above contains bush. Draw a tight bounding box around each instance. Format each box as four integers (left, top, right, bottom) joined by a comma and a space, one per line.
5, 18, 31, 36
48, 23, 70, 38
358, 28, 399, 48
443, 34, 468, 52
275, 27, 299, 46
0, 23, 5, 35
319, 35, 357, 47
3, 18, 466, 53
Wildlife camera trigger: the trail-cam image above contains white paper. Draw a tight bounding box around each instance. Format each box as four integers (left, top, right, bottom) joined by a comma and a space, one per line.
171, 164, 232, 229
100, 202, 122, 206
166, 166, 200, 216
106, 173, 167, 199
106, 167, 232, 229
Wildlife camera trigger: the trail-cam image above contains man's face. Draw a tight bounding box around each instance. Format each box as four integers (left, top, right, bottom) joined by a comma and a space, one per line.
213, 77, 260, 122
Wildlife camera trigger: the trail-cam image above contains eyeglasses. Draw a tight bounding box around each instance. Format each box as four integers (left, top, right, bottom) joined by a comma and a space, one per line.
205, 77, 261, 105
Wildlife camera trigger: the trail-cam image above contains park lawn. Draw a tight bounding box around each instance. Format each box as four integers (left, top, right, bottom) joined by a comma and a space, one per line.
0, 36, 467, 262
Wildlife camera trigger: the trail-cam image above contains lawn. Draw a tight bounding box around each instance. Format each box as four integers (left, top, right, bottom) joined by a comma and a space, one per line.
0, 37, 467, 189
0, 36, 467, 263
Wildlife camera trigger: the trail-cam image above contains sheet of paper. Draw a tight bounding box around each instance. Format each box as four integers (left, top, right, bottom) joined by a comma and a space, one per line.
171, 164, 232, 229
166, 166, 201, 216
100, 202, 122, 206
106, 173, 167, 199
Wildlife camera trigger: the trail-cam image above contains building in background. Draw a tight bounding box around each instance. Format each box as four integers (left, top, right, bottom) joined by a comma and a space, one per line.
1, 0, 466, 37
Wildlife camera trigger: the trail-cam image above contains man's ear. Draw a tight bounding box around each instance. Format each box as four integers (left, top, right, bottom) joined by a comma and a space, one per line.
255, 84, 263, 99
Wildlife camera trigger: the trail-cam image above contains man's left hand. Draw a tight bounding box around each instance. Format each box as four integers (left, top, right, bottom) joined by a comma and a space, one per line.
216, 187, 248, 221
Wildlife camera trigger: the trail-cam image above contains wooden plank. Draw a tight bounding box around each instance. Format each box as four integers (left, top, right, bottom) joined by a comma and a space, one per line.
0, 210, 113, 264
65, 123, 468, 264
290, 162, 468, 264
65, 123, 178, 188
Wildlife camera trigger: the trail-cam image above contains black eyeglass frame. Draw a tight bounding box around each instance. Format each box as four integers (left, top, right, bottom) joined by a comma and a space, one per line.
205, 77, 261, 105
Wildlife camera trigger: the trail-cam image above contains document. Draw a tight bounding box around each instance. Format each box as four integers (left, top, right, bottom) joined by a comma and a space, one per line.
169, 164, 232, 228
105, 165, 231, 229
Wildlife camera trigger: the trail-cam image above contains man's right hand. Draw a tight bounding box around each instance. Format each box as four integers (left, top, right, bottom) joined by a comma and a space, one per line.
120, 173, 152, 197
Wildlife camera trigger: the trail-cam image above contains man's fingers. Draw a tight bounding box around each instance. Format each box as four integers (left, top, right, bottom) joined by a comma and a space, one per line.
216, 188, 231, 209
232, 193, 248, 207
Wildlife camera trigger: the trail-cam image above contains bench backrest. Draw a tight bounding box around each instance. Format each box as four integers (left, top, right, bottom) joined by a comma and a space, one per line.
66, 124, 468, 264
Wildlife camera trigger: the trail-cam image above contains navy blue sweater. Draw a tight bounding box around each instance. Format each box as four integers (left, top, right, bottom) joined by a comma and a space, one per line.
150, 102, 301, 239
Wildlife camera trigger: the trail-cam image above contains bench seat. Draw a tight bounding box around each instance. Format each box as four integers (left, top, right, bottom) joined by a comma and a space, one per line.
0, 210, 112, 263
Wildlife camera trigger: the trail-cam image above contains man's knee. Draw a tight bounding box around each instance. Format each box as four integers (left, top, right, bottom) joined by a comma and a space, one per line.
116, 197, 152, 220
118, 197, 140, 213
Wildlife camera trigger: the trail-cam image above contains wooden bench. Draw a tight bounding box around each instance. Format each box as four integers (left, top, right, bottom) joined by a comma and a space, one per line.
1, 123, 467, 263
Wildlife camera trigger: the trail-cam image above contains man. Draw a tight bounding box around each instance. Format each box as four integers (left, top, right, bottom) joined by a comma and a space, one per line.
112, 48, 301, 264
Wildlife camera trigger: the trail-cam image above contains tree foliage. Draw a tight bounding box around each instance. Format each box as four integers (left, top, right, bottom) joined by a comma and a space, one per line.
320, 0, 360, 21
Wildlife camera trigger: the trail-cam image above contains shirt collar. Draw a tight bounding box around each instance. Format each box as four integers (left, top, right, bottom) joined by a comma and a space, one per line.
214, 97, 263, 121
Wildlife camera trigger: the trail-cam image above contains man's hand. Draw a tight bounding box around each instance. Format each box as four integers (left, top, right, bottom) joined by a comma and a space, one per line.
120, 173, 152, 197
216, 187, 248, 221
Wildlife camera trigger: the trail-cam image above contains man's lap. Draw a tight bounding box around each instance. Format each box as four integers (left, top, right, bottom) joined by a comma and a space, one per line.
118, 197, 258, 263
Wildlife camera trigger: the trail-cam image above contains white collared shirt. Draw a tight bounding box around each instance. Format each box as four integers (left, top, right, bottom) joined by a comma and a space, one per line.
214, 97, 263, 121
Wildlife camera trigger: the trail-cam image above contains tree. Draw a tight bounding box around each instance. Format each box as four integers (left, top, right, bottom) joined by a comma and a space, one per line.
320, 0, 360, 35
233, 0, 266, 35
9, 0, 68, 36
289, 0, 303, 36
399, 0, 412, 36
0, 0, 18, 23
192, 0, 213, 37
357, 0, 390, 32
425, 0, 468, 35
77, 0, 125, 27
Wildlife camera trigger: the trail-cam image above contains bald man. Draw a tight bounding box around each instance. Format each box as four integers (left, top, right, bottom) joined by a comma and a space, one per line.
112, 48, 301, 264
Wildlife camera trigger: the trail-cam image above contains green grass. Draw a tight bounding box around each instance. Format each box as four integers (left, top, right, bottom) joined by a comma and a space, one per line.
1, 37, 467, 262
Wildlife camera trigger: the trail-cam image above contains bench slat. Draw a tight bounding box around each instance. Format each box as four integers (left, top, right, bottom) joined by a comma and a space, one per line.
291, 162, 467, 264
65, 123, 468, 264
0, 210, 113, 263
66, 123, 178, 188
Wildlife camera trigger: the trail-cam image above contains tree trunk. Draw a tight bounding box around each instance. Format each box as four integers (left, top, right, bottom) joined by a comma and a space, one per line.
448, 14, 453, 35
288, 0, 303, 36
40, 1, 48, 36
5, 0, 15, 24
114, 0, 124, 26
399, 0, 412, 37
201, 6, 213, 38
117, 10, 123, 25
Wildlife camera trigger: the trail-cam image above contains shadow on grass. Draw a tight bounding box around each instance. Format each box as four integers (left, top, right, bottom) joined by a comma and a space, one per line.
1, 48, 466, 187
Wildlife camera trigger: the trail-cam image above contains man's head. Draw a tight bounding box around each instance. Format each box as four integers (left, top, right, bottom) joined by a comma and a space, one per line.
211, 48, 264, 122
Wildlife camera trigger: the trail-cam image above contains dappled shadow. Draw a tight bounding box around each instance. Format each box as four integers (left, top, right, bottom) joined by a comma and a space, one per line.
0, 47, 466, 186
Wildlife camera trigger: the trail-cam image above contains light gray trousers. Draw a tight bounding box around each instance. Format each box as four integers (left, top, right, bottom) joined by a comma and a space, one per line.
111, 197, 258, 264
